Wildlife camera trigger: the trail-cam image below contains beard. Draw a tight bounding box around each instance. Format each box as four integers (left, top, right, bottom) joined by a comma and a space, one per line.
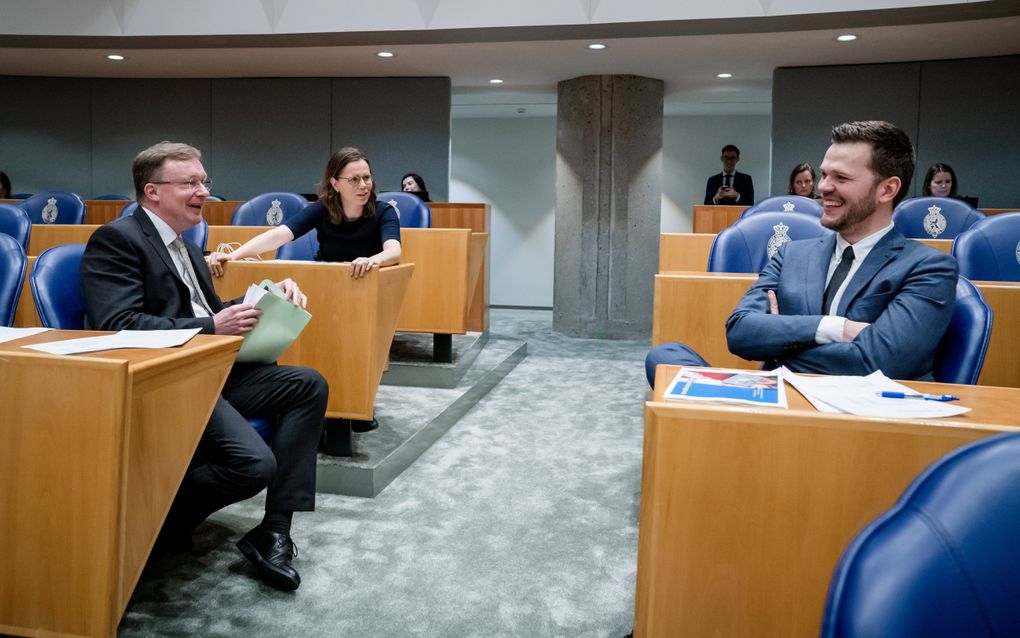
821, 182, 878, 234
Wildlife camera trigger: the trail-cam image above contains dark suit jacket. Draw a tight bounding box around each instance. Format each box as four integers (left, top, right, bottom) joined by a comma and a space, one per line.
80, 209, 228, 332
705, 171, 754, 205
725, 228, 958, 380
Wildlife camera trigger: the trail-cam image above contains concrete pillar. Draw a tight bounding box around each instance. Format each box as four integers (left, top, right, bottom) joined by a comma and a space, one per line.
553, 74, 663, 339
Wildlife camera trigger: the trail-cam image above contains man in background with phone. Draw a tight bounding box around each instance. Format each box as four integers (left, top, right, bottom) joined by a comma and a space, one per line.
704, 144, 755, 205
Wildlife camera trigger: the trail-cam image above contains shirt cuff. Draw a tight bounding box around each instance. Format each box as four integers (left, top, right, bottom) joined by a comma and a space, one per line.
816, 315, 846, 344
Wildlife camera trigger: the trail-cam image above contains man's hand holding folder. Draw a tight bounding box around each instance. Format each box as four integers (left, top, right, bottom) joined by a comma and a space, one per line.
236, 279, 313, 364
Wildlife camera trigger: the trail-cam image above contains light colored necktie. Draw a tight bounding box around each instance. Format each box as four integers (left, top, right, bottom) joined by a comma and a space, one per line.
170, 236, 214, 316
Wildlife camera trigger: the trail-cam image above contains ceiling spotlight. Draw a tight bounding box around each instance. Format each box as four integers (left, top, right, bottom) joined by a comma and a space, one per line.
836, 34, 858, 42
376, 51, 395, 58
489, 78, 504, 84
588, 43, 606, 50
106, 54, 125, 61
717, 73, 733, 79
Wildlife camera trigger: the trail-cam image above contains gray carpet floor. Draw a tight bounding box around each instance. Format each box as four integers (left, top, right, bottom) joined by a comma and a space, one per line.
120, 309, 649, 637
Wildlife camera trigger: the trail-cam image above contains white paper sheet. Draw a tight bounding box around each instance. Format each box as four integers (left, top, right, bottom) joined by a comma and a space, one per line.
23, 328, 202, 355
0, 326, 51, 344
780, 368, 970, 419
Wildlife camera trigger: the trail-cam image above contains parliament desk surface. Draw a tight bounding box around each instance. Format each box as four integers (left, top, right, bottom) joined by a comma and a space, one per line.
634, 366, 1020, 638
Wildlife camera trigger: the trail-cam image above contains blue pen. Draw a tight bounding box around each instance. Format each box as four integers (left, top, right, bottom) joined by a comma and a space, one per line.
880, 391, 960, 402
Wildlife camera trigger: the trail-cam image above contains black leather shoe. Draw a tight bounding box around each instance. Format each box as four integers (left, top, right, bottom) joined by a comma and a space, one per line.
236, 527, 301, 591
350, 417, 379, 433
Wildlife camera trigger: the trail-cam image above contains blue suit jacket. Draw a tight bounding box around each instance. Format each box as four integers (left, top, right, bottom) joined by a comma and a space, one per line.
705, 171, 754, 206
725, 228, 958, 380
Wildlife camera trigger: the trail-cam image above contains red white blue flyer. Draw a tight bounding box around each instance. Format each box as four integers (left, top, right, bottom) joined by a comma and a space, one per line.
663, 367, 788, 408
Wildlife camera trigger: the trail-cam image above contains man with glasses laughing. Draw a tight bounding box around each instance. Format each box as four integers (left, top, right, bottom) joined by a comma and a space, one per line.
80, 141, 328, 591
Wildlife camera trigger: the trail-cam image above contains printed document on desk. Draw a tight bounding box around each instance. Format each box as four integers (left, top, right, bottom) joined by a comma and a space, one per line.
24, 328, 201, 355
663, 367, 788, 408
0, 326, 50, 344
780, 368, 970, 418
236, 279, 311, 364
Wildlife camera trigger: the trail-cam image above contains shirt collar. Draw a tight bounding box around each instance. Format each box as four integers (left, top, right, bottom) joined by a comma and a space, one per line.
142, 206, 180, 247
835, 222, 895, 261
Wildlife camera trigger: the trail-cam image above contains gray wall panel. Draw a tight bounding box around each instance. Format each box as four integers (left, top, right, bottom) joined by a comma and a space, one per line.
331, 77, 451, 200
0, 76, 92, 196
210, 78, 332, 200
91, 79, 212, 199
916, 56, 1020, 208
772, 63, 921, 198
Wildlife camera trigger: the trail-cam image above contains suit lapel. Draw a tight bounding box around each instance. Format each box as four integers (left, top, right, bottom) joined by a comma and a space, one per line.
836, 230, 905, 314
805, 234, 835, 314
184, 240, 224, 312
132, 209, 222, 313
132, 209, 184, 282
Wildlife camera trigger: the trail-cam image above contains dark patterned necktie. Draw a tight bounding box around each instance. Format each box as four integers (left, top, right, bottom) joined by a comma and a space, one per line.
823, 246, 855, 314
171, 236, 213, 316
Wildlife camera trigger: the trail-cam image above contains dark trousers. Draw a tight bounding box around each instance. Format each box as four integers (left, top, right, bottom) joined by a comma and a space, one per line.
645, 342, 711, 388
164, 363, 328, 533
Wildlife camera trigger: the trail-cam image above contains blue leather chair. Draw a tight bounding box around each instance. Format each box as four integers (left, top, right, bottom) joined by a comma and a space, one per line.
21, 191, 87, 224
0, 234, 27, 327
377, 192, 431, 228
230, 192, 308, 226
118, 202, 207, 251
10, 193, 34, 200
893, 197, 984, 240
707, 211, 831, 273
93, 194, 130, 200
933, 277, 992, 385
205, 195, 224, 202
30, 244, 87, 329
0, 202, 32, 251
276, 228, 319, 261
821, 430, 1020, 638
740, 195, 823, 218
952, 212, 1020, 282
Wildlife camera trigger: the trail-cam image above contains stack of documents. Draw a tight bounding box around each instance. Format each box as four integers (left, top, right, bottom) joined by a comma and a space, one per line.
780, 368, 970, 419
23, 328, 200, 355
237, 279, 312, 364
663, 367, 788, 408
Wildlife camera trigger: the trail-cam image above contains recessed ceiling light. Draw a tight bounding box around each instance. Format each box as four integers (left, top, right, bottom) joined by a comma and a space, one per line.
588, 43, 606, 50
489, 78, 504, 84
106, 54, 125, 61
836, 34, 858, 42
717, 73, 733, 79
376, 51, 395, 58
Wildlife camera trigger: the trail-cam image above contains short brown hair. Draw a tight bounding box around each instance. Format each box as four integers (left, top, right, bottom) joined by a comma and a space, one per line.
318, 147, 377, 224
132, 141, 201, 201
830, 121, 915, 206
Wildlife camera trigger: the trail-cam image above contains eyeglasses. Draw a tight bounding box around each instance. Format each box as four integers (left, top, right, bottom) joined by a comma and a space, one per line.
152, 178, 213, 191
336, 174, 373, 186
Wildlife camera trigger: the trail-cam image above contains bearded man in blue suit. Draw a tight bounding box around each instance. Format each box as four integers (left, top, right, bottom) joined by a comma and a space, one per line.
647, 120, 958, 386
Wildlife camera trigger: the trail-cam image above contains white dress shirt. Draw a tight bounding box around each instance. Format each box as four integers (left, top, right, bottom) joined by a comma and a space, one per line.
143, 207, 213, 318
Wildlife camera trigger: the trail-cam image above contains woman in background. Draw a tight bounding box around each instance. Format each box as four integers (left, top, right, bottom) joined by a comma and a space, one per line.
401, 172, 430, 202
787, 163, 818, 199
206, 147, 401, 280
0, 171, 11, 199
922, 163, 958, 198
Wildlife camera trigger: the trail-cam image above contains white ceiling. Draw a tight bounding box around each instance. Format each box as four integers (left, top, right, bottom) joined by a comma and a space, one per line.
0, 0, 1017, 117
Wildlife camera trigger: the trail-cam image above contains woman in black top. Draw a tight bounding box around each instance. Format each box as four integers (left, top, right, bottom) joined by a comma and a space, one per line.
207, 147, 401, 279
401, 172, 430, 202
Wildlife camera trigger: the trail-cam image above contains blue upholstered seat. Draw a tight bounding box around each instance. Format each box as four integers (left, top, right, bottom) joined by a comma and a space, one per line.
740, 195, 823, 218
93, 194, 130, 200
30, 244, 87, 329
230, 192, 308, 226
377, 192, 431, 228
952, 212, 1020, 282
821, 430, 1020, 638
119, 201, 138, 218
276, 228, 319, 261
932, 277, 992, 385
707, 211, 831, 273
10, 193, 34, 200
892, 197, 984, 240
22, 191, 87, 224
0, 202, 33, 251
0, 234, 27, 327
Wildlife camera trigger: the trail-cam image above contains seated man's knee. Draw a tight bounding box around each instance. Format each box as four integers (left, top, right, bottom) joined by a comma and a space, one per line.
645, 342, 710, 387
234, 449, 277, 497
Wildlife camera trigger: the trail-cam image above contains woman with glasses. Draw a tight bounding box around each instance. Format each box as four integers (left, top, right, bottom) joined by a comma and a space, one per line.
206, 147, 401, 279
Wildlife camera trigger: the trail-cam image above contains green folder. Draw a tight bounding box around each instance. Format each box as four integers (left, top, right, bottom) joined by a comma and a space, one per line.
236, 279, 312, 364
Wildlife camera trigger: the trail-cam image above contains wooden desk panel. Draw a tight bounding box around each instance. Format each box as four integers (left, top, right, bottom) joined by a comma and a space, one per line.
213, 261, 413, 420
692, 205, 747, 233
0, 332, 238, 637
916, 237, 952, 253
658, 233, 715, 271
201, 201, 243, 226
430, 202, 491, 332
635, 369, 1020, 638
396, 229, 488, 334
84, 200, 130, 225
27, 224, 99, 256
12, 256, 39, 327
981, 208, 1017, 216
975, 281, 1020, 388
